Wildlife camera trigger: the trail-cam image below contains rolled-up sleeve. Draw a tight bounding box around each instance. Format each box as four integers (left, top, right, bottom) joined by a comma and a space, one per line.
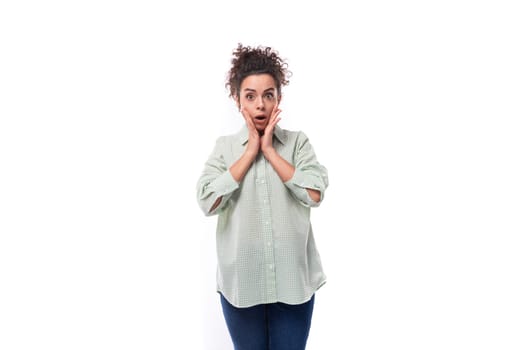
196, 137, 239, 216
284, 132, 329, 207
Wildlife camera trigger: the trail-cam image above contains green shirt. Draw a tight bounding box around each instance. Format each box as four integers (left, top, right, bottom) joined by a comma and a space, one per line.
197, 125, 329, 308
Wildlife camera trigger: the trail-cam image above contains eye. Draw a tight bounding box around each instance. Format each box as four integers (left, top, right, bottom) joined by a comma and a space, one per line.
264, 93, 275, 100
245, 94, 255, 101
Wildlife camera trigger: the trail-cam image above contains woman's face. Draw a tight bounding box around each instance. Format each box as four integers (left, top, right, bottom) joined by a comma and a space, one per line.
237, 73, 280, 132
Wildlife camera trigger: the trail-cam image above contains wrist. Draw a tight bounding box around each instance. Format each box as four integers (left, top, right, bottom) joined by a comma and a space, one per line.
262, 146, 276, 158
244, 149, 258, 160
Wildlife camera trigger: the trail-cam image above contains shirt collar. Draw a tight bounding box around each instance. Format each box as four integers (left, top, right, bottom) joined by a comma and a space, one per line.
237, 125, 287, 145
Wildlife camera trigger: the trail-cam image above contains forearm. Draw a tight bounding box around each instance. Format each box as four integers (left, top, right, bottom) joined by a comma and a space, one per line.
264, 148, 321, 202
306, 188, 321, 202
229, 150, 257, 183
209, 197, 222, 213
263, 148, 294, 182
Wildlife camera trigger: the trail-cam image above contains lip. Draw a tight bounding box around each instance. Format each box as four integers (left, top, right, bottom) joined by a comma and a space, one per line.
254, 115, 267, 122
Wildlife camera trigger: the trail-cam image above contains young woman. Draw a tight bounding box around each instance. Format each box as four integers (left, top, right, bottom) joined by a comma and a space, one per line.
196, 44, 329, 350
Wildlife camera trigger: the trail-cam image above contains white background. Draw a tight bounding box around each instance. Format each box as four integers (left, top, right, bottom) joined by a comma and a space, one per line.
1, 1, 524, 349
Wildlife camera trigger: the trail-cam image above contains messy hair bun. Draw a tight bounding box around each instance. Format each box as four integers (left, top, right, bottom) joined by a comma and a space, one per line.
226, 43, 291, 99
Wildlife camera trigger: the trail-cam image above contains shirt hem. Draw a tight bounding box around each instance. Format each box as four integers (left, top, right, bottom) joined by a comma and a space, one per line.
216, 278, 326, 308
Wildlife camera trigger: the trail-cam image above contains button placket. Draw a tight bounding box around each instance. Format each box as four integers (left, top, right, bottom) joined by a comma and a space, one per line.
255, 155, 277, 300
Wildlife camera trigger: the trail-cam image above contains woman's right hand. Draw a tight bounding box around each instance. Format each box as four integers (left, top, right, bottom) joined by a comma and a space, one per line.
241, 106, 260, 158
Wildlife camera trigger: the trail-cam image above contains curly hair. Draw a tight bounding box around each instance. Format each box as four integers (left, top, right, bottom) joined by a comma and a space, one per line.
226, 43, 291, 99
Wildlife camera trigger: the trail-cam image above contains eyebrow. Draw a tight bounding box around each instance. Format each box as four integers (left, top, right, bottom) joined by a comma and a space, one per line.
242, 88, 277, 93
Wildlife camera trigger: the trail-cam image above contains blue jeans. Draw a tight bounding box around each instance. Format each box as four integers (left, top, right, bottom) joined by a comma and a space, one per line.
219, 294, 315, 350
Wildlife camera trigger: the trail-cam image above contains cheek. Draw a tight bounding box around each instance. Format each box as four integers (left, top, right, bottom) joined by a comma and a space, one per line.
242, 106, 253, 115
239, 98, 250, 109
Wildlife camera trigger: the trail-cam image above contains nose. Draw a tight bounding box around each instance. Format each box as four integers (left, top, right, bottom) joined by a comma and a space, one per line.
256, 96, 265, 110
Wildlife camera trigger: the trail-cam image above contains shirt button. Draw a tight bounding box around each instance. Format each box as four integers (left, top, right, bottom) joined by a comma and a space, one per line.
268, 264, 274, 270
260, 179, 265, 184
267, 242, 272, 247
263, 199, 268, 204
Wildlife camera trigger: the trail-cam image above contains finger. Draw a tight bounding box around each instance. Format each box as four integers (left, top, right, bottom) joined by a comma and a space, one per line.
240, 105, 249, 120
269, 108, 281, 124
271, 102, 280, 114
270, 117, 281, 128
241, 106, 257, 130
246, 117, 256, 131
265, 117, 280, 135
272, 111, 282, 126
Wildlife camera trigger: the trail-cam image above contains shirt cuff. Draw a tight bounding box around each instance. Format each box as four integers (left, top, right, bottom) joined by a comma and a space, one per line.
284, 170, 323, 207
205, 171, 239, 215
208, 170, 239, 196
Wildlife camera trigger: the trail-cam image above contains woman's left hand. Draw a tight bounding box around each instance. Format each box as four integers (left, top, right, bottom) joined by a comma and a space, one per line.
261, 104, 281, 153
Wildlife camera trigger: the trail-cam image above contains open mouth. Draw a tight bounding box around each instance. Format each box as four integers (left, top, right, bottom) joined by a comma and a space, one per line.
255, 115, 266, 121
